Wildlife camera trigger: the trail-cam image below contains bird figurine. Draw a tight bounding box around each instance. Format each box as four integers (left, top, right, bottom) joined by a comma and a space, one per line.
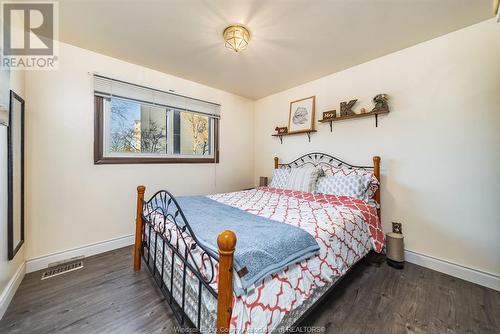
371, 94, 390, 113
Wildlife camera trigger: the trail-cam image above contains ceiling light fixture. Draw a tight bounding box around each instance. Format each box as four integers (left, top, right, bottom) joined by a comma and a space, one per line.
223, 25, 250, 52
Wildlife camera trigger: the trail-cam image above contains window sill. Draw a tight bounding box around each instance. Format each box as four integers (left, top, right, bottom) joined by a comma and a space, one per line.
94, 156, 219, 164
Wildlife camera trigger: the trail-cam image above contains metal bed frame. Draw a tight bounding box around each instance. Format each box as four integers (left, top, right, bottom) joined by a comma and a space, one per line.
140, 189, 218, 329
133, 152, 381, 333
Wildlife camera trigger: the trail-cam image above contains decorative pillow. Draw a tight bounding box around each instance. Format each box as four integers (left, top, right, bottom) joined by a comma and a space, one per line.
316, 175, 371, 200
321, 165, 379, 199
269, 168, 291, 189
286, 167, 322, 193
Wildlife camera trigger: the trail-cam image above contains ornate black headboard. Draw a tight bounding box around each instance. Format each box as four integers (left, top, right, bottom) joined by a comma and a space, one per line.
276, 152, 374, 172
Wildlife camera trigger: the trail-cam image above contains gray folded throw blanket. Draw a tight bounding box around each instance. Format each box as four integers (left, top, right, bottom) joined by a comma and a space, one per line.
174, 196, 320, 296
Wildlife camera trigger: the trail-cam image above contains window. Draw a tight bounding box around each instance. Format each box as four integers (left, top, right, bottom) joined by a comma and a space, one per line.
94, 75, 220, 164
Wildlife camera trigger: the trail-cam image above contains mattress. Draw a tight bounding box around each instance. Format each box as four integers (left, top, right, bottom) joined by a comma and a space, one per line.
143, 187, 384, 333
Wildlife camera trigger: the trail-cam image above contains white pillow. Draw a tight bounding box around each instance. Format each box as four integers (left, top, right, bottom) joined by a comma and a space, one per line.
269, 168, 291, 189
286, 167, 322, 193
316, 175, 371, 200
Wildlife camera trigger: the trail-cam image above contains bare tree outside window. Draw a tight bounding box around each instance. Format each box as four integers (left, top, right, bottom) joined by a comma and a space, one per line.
109, 99, 141, 153
110, 125, 140, 153
181, 112, 209, 155
109, 99, 166, 154
99, 96, 216, 162
141, 120, 167, 153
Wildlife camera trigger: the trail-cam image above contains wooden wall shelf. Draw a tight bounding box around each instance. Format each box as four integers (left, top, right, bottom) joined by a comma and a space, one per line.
318, 110, 389, 131
272, 130, 317, 144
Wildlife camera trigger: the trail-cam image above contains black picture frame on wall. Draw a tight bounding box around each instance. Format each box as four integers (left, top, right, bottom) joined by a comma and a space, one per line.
8, 90, 24, 260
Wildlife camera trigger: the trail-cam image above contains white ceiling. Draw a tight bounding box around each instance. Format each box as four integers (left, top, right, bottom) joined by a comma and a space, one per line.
58, 0, 492, 99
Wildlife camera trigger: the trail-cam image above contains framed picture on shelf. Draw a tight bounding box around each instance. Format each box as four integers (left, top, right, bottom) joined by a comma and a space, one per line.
288, 96, 315, 133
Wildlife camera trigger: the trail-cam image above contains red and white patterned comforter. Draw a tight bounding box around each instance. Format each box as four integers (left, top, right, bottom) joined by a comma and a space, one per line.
147, 187, 384, 333
208, 187, 384, 333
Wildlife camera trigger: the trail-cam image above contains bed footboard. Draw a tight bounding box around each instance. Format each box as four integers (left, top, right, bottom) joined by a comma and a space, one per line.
133, 185, 145, 271
133, 185, 236, 334
216, 230, 236, 333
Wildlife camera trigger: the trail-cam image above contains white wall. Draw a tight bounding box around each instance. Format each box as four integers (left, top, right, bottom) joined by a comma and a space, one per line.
20, 18, 500, 286
24, 43, 254, 260
254, 19, 500, 276
0, 14, 26, 318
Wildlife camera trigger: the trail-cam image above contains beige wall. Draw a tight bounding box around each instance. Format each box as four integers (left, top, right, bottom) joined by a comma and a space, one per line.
254, 19, 500, 276
24, 42, 254, 260
0, 18, 25, 314
19, 18, 500, 281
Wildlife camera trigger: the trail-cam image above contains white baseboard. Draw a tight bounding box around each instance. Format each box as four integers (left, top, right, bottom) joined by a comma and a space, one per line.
405, 249, 500, 291
26, 234, 134, 273
0, 262, 26, 320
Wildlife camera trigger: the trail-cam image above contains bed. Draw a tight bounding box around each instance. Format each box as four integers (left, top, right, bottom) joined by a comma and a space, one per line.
133, 153, 384, 333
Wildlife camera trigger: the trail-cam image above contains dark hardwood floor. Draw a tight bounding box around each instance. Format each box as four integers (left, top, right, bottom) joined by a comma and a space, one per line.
0, 246, 498, 333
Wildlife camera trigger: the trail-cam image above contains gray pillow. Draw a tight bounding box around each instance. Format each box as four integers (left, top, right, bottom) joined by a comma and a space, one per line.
285, 167, 322, 193
316, 175, 371, 200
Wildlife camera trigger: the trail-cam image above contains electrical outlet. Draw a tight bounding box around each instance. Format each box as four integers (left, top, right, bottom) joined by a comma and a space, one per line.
392, 222, 402, 234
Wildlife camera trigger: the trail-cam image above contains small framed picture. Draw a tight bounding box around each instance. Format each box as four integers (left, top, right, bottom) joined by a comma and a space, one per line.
275, 126, 288, 134
323, 110, 336, 120
288, 96, 315, 133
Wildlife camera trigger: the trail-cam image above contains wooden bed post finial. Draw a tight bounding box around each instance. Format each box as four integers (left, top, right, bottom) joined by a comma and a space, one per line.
216, 230, 237, 334
134, 185, 146, 272
373, 156, 380, 172
274, 156, 279, 169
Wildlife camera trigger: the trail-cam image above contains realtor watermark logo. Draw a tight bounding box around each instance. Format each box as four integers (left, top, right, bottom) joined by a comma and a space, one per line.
1, 1, 58, 70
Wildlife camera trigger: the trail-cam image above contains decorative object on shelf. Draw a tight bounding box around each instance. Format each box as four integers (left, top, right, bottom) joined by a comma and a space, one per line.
386, 226, 404, 269
223, 25, 250, 52
322, 110, 336, 120
339, 99, 357, 117
275, 126, 288, 135
370, 94, 390, 113
259, 177, 268, 187
7, 90, 25, 260
288, 96, 315, 133
319, 93, 391, 131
